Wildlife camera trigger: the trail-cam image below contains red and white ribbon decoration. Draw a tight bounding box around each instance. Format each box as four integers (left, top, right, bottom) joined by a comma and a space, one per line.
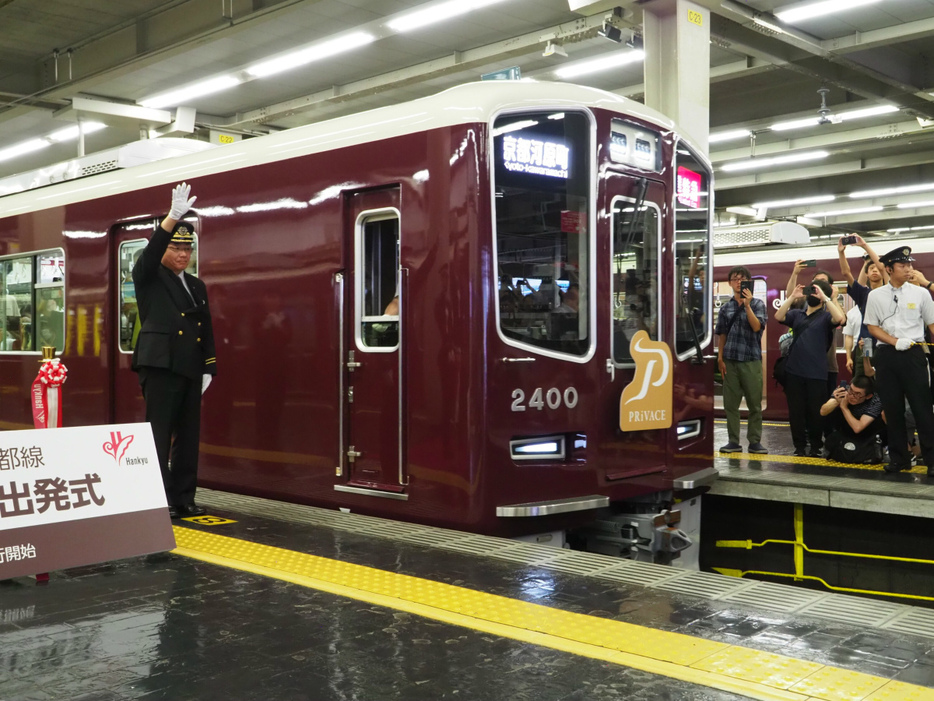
32, 358, 68, 429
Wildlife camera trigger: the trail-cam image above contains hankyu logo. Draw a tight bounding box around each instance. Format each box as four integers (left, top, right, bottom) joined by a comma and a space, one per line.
619, 330, 673, 432
102, 431, 134, 464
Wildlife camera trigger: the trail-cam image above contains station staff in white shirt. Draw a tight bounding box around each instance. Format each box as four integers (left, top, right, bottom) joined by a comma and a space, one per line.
864, 246, 934, 475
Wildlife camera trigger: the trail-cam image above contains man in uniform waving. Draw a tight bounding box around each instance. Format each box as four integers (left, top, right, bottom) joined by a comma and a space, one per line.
133, 182, 217, 517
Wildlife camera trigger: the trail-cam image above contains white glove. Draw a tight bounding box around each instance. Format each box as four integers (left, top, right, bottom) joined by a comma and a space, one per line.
202, 374, 212, 394
895, 338, 913, 351
169, 182, 197, 220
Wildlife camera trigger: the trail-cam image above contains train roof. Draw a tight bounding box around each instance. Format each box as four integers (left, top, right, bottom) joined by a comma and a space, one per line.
0, 80, 690, 219
714, 236, 934, 267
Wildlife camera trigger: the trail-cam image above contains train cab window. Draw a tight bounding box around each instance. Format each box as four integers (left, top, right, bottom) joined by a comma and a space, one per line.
357, 213, 399, 350
492, 110, 591, 356
673, 146, 712, 358
0, 249, 64, 354
117, 220, 199, 354
612, 200, 660, 364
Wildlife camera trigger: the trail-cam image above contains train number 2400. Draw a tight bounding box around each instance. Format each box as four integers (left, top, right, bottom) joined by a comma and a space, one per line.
511, 387, 579, 412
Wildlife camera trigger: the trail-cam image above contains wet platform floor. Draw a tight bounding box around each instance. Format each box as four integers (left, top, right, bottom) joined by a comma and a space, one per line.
3, 490, 934, 700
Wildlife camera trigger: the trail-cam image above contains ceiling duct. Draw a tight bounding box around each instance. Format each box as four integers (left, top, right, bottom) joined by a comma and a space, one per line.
713, 221, 811, 249
0, 138, 216, 198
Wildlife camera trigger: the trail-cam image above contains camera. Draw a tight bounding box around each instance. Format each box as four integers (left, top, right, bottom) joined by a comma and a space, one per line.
863, 337, 873, 358
841, 235, 857, 246
803, 259, 817, 267
740, 280, 753, 296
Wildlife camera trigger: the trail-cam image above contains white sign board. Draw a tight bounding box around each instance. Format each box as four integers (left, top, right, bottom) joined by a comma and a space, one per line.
0, 423, 175, 579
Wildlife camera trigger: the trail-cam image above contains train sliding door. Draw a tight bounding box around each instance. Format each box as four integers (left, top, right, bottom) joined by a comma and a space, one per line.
337, 188, 406, 496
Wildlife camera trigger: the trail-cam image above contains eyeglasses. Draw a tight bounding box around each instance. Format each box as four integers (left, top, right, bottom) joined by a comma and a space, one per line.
846, 386, 866, 400
729, 277, 748, 283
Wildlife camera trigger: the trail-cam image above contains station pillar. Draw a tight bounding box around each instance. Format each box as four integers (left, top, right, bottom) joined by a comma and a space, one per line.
641, 0, 711, 154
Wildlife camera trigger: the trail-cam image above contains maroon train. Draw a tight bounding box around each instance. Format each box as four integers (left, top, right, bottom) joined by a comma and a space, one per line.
714, 237, 934, 421
0, 82, 716, 549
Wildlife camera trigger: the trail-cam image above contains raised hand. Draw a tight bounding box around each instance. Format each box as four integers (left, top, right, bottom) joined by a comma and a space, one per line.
169, 182, 197, 220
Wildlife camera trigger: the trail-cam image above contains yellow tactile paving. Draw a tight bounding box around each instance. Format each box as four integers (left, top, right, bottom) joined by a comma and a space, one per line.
792, 666, 889, 700
172, 526, 934, 701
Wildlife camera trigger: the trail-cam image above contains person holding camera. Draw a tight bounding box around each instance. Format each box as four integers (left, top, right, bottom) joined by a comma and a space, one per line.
864, 246, 934, 475
716, 266, 767, 454
775, 279, 846, 456
785, 260, 840, 397
819, 376, 884, 463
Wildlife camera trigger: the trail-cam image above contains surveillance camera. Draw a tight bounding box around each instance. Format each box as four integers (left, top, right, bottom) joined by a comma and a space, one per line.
598, 24, 623, 43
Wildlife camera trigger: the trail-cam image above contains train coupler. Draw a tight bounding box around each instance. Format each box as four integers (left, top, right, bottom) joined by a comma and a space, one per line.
573, 509, 692, 563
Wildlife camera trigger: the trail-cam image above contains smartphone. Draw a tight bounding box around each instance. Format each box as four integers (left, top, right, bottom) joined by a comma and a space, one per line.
841, 235, 857, 246
863, 338, 873, 358
839, 380, 848, 389
740, 280, 753, 296
803, 259, 817, 267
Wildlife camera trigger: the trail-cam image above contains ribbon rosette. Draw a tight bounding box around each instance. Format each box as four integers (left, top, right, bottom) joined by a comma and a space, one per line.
37, 358, 68, 387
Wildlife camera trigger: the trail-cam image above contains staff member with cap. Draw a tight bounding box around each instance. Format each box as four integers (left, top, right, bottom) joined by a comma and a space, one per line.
864, 246, 934, 475
132, 182, 217, 517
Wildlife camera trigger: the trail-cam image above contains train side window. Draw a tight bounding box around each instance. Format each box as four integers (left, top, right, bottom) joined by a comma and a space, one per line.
117, 222, 198, 354
612, 199, 660, 364
0, 249, 64, 354
492, 110, 591, 357
358, 213, 399, 350
673, 146, 712, 358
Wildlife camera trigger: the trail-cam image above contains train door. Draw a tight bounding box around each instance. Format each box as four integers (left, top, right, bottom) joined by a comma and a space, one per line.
338, 188, 405, 494
606, 172, 670, 478
111, 219, 199, 423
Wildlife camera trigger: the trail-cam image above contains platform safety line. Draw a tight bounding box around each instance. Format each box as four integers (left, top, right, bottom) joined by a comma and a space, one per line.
170, 527, 934, 701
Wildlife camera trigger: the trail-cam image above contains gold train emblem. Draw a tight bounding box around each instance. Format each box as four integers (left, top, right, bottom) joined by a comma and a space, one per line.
619, 330, 672, 432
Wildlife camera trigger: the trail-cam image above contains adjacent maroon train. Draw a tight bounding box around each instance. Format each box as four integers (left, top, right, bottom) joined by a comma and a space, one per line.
714, 237, 934, 421
0, 82, 716, 546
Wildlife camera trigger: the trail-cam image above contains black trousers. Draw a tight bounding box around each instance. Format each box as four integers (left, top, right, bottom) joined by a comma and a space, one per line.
784, 372, 827, 452
873, 345, 934, 469
139, 367, 202, 506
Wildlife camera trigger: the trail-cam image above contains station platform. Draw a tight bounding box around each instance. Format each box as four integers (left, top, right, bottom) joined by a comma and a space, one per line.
713, 420, 934, 520
4, 489, 934, 700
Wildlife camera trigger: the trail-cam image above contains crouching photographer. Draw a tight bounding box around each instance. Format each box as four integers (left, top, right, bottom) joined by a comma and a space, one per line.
819, 376, 884, 464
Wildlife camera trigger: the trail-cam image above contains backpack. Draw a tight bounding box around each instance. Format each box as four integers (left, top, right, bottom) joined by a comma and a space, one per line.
825, 430, 883, 464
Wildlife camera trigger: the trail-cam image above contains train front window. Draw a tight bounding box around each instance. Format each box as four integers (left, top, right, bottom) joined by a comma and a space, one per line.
612, 200, 660, 364
674, 146, 712, 357
492, 110, 591, 356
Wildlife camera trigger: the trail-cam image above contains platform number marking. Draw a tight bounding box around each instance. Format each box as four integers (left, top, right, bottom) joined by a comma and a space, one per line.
511, 387, 578, 412
687, 9, 703, 26
181, 515, 237, 525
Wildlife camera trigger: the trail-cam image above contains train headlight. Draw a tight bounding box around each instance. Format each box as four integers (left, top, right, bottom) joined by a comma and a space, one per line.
510, 435, 566, 461
676, 419, 702, 440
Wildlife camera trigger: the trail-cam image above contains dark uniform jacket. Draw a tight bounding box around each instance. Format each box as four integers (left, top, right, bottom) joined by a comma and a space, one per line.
131, 225, 217, 380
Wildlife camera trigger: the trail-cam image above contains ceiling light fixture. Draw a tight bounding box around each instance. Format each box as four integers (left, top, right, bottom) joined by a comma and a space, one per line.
775, 0, 883, 24
896, 200, 934, 209
246, 31, 376, 78
849, 182, 934, 199
0, 121, 109, 164
752, 195, 835, 208
752, 17, 786, 34
709, 128, 751, 144
47, 122, 107, 143
720, 150, 829, 172
0, 139, 50, 163
770, 104, 898, 132
553, 49, 645, 79
140, 75, 241, 109
387, 0, 508, 32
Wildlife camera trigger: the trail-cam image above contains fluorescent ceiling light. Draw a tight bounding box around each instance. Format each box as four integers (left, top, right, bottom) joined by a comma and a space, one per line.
554, 49, 645, 79
246, 32, 375, 78
816, 205, 884, 217
0, 139, 50, 163
771, 104, 898, 132
387, 0, 508, 32
47, 122, 107, 143
720, 150, 829, 172
838, 104, 898, 121
752, 195, 835, 208
776, 0, 882, 24
771, 116, 821, 131
140, 75, 241, 109
709, 128, 751, 144
896, 200, 934, 209
849, 182, 934, 199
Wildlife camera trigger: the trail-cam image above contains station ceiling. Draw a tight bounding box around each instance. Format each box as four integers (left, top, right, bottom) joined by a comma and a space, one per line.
2, 0, 934, 245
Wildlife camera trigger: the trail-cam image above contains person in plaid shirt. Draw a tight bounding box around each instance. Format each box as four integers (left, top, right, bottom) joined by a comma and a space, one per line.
716, 266, 767, 454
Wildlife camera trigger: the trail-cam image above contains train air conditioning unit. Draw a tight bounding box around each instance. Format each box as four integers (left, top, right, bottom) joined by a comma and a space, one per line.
0, 138, 217, 198
713, 221, 810, 249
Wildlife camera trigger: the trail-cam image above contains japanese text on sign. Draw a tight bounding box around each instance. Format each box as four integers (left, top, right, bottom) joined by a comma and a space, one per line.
0, 543, 36, 563
677, 166, 703, 209
502, 135, 569, 178
0, 474, 105, 518
0, 446, 45, 470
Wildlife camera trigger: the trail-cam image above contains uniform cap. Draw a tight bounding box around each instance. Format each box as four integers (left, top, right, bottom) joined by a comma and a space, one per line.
170, 222, 195, 244
880, 246, 913, 266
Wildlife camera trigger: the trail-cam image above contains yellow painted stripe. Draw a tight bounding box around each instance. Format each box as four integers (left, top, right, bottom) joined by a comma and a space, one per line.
172, 527, 934, 701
